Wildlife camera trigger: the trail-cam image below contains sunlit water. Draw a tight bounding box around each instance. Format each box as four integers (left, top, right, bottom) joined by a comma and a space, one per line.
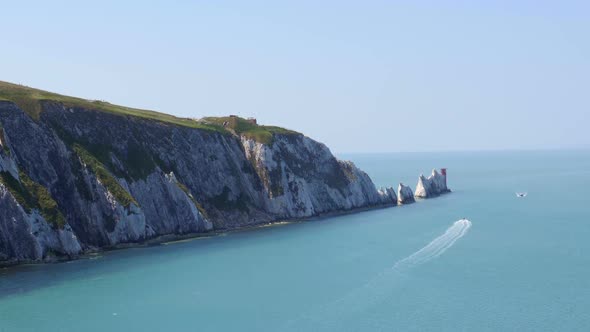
1, 150, 589, 331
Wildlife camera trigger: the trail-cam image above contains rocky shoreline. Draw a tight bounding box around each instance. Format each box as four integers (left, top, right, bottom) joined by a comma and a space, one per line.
0, 83, 451, 266
0, 186, 450, 268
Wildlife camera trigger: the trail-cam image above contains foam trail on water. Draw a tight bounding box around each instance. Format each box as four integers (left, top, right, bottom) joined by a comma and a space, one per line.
283, 219, 473, 330
392, 219, 471, 271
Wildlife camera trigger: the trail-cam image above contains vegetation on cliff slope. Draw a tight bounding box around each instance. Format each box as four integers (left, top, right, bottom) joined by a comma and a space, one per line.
48, 120, 157, 182
0, 171, 66, 228
203, 116, 299, 144
73, 144, 138, 208
0, 81, 224, 132
0, 81, 300, 145
175, 181, 209, 219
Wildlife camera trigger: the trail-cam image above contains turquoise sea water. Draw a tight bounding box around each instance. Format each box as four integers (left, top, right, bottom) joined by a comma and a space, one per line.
1, 150, 589, 331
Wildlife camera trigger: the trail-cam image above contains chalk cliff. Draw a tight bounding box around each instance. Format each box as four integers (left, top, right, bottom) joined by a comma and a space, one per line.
397, 183, 415, 204
414, 169, 450, 198
0, 84, 394, 264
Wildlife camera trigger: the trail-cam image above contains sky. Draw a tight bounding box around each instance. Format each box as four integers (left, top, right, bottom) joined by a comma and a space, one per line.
1, 0, 589, 153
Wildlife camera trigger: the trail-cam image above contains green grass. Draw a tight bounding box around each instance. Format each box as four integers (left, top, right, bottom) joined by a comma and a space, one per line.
0, 171, 66, 228
0, 81, 299, 145
203, 116, 299, 144
0, 81, 226, 132
48, 120, 156, 182
175, 181, 209, 219
73, 144, 138, 208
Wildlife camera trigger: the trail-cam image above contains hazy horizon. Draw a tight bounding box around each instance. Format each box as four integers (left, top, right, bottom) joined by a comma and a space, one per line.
2, 1, 588, 153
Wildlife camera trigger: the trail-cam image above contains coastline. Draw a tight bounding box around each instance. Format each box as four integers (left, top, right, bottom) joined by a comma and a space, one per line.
1, 190, 454, 269
0, 202, 398, 268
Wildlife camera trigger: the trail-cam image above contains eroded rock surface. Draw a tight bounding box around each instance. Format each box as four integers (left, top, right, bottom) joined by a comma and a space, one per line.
414, 169, 451, 198
0, 101, 392, 264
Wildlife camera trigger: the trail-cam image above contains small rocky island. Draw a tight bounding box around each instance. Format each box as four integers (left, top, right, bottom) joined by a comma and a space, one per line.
415, 169, 451, 198
0, 81, 450, 265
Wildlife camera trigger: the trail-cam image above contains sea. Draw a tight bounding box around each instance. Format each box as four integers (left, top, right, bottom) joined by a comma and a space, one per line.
1, 150, 589, 331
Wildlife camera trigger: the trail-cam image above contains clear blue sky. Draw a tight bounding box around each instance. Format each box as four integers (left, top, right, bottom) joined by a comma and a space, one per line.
1, 0, 588, 152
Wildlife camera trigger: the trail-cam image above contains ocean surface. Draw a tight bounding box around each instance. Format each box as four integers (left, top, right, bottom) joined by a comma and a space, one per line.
1, 150, 589, 331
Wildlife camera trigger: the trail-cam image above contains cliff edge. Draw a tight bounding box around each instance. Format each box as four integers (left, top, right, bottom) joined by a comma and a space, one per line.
0, 81, 393, 264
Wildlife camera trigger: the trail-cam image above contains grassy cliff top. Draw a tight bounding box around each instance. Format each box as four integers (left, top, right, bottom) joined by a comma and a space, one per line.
0, 80, 298, 143
203, 116, 299, 144
0, 81, 223, 131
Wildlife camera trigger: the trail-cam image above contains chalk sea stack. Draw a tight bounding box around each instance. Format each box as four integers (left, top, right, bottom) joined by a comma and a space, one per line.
0, 81, 452, 265
397, 183, 415, 204
414, 169, 451, 198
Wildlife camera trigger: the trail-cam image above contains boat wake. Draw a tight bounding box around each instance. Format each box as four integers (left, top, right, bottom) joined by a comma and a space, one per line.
283, 219, 472, 330
392, 218, 472, 271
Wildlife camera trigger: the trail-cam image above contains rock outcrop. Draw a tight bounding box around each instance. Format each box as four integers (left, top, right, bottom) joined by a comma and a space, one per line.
0, 100, 394, 264
378, 186, 397, 205
414, 169, 450, 198
0, 81, 454, 265
397, 183, 415, 204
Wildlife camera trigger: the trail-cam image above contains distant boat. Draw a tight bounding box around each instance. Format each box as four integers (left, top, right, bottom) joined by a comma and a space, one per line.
516, 192, 527, 198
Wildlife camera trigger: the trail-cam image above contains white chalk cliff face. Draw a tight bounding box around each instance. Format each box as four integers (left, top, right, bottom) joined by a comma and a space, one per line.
0, 98, 453, 265
0, 148, 81, 263
414, 169, 450, 198
241, 135, 394, 218
378, 186, 397, 205
397, 183, 415, 204
0, 101, 394, 264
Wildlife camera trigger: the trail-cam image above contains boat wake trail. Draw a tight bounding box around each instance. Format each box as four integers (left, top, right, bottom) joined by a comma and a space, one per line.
392, 219, 472, 271
283, 219, 472, 330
